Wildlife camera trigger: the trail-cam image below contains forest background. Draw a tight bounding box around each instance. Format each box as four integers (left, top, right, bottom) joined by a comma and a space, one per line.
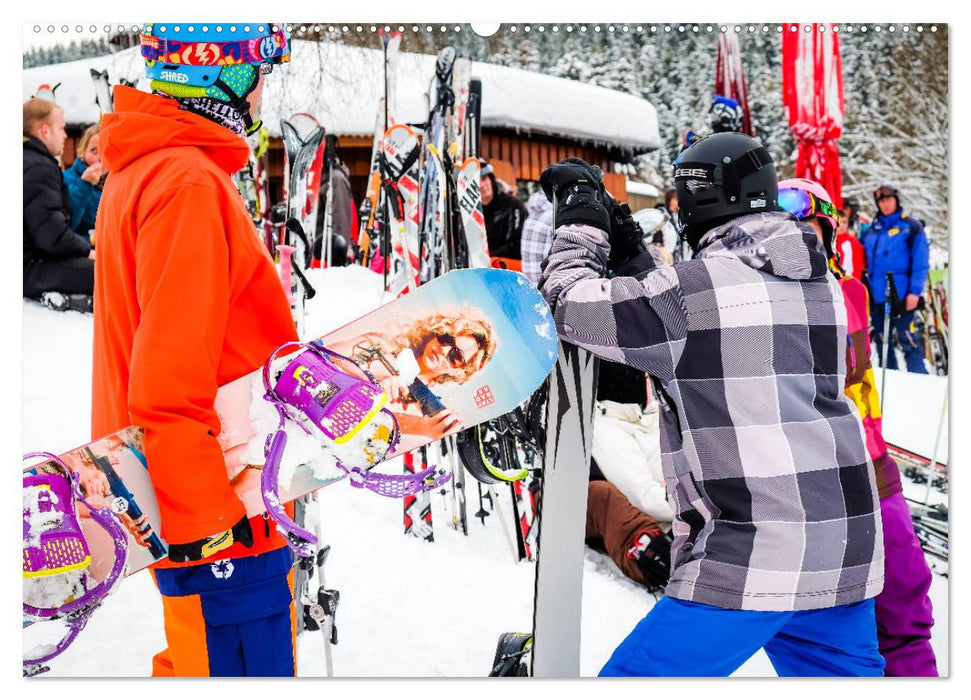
23, 22, 949, 254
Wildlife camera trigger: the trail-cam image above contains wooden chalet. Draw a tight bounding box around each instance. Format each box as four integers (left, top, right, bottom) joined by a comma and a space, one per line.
23, 39, 661, 205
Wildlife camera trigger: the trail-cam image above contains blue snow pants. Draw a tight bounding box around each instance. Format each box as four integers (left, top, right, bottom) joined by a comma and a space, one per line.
871, 305, 928, 374
151, 547, 296, 676
599, 596, 885, 677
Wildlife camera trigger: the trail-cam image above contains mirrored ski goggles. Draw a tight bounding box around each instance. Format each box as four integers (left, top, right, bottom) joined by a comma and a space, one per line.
779, 187, 839, 225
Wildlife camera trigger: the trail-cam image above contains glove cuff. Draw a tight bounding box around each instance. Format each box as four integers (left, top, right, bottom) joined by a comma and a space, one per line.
167, 516, 254, 563
554, 182, 610, 232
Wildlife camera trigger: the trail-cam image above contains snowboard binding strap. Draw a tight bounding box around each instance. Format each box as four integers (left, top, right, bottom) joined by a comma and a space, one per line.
22, 452, 129, 677
260, 341, 449, 555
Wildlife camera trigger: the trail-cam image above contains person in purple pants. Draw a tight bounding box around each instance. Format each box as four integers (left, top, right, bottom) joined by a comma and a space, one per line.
780, 178, 938, 676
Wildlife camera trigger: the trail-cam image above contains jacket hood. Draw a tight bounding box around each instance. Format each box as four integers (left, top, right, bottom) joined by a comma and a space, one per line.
695, 210, 830, 281
100, 86, 249, 174
526, 189, 552, 218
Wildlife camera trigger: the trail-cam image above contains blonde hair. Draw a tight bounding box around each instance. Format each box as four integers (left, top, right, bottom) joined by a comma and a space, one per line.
23, 98, 59, 138
352, 308, 498, 387
77, 124, 100, 160
395, 308, 498, 386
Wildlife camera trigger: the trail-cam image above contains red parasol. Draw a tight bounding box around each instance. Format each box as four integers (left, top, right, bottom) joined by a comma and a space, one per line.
781, 23, 845, 209
715, 28, 754, 136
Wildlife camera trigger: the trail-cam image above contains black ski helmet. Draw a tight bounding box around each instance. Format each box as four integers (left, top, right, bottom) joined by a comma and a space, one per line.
673, 132, 778, 251
873, 184, 901, 212
842, 194, 860, 226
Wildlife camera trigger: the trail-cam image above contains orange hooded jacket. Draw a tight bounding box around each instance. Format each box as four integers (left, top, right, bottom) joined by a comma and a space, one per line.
93, 86, 298, 566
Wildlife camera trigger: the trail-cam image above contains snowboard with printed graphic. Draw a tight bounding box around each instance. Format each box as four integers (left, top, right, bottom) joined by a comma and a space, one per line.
23, 268, 557, 618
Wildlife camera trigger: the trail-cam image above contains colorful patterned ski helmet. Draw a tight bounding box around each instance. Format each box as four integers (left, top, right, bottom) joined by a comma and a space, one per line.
140, 23, 289, 132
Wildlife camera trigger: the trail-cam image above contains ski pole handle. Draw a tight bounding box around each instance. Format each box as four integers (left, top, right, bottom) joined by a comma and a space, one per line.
880, 273, 893, 414
277, 244, 296, 306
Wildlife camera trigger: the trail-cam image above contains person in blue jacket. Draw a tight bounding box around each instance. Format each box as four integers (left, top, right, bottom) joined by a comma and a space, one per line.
62, 124, 105, 240
861, 185, 930, 374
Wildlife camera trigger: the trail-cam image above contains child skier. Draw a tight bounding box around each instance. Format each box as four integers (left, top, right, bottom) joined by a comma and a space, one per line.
92, 23, 299, 676
779, 178, 938, 677
538, 134, 885, 676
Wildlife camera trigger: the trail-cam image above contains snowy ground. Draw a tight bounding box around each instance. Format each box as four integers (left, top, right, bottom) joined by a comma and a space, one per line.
21, 266, 949, 679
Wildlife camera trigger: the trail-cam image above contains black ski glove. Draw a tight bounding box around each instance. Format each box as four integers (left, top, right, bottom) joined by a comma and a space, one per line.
627, 528, 673, 593
167, 515, 254, 563
606, 196, 647, 270
539, 158, 611, 232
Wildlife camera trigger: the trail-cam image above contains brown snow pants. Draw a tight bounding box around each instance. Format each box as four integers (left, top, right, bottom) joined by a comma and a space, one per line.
585, 480, 663, 587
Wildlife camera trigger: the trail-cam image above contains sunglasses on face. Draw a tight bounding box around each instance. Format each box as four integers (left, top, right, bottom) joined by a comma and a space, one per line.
436, 334, 473, 369
778, 187, 839, 223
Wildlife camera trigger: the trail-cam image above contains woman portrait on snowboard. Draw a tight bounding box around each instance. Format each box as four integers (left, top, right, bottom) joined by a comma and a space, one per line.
332, 309, 497, 448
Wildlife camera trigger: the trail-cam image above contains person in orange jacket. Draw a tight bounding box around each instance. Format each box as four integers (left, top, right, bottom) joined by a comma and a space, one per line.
92, 23, 298, 676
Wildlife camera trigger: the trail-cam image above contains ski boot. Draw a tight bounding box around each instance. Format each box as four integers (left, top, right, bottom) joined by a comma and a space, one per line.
40, 292, 94, 314
23, 452, 129, 676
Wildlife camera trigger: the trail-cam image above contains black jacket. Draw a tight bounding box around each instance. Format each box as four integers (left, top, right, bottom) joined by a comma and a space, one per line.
23, 136, 92, 269
314, 162, 355, 259
483, 190, 528, 260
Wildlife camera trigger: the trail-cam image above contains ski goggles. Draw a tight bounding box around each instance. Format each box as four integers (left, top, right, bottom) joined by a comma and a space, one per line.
874, 186, 897, 202
778, 187, 839, 228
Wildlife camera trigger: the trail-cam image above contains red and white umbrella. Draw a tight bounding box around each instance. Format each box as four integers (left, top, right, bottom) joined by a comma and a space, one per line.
781, 23, 845, 208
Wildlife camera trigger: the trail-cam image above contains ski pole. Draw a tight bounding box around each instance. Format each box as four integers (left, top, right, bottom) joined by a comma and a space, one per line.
923, 392, 948, 506
475, 481, 490, 525
879, 273, 893, 415
277, 244, 296, 307
488, 485, 521, 564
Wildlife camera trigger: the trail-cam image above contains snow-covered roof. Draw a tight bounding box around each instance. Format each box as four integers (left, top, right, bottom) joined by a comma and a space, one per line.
626, 180, 662, 198
22, 40, 660, 153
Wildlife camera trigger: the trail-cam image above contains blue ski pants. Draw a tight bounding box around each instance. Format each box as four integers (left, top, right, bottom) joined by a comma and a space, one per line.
151, 547, 297, 677
600, 596, 885, 677
871, 305, 928, 374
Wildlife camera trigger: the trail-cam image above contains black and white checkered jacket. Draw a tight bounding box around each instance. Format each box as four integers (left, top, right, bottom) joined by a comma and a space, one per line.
540, 211, 884, 611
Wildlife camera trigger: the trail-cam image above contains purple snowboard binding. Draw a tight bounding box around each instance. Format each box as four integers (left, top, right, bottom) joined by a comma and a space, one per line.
260, 341, 449, 555
23, 452, 129, 677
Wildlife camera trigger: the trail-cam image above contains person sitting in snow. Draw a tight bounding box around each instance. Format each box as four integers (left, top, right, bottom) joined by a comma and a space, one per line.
23, 98, 95, 311
586, 359, 674, 594
62, 123, 106, 240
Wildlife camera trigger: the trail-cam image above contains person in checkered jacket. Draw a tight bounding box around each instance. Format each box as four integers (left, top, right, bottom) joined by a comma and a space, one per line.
538, 133, 885, 677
